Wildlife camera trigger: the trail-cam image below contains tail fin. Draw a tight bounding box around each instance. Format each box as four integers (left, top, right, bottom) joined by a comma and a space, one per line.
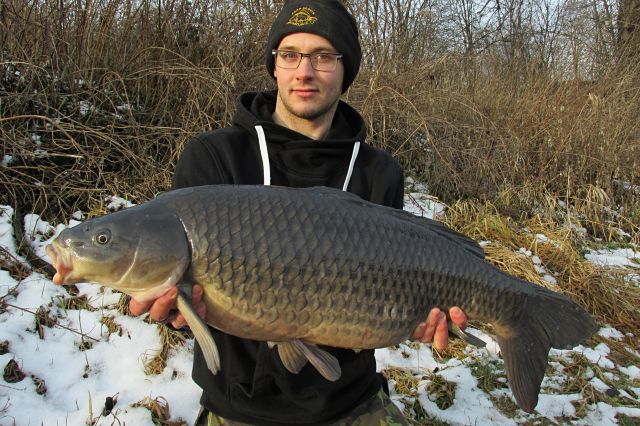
496, 286, 598, 413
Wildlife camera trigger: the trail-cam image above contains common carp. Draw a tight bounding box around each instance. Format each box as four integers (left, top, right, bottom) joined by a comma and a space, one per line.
45, 185, 597, 412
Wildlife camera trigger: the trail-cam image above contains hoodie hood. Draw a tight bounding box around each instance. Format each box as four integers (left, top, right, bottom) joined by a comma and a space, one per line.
231, 91, 366, 185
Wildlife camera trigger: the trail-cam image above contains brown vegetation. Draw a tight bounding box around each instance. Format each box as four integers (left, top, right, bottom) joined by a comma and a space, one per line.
1, 0, 638, 240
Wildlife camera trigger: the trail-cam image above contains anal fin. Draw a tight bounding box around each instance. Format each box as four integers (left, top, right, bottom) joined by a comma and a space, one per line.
274, 341, 308, 374
449, 323, 486, 347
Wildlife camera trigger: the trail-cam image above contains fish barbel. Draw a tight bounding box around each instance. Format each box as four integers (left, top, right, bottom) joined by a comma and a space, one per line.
45, 185, 597, 412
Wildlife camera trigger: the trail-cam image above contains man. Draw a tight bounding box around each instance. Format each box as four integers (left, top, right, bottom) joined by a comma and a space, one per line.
130, 1, 467, 424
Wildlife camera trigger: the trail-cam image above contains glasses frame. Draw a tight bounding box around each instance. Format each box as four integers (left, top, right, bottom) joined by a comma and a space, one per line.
272, 49, 343, 71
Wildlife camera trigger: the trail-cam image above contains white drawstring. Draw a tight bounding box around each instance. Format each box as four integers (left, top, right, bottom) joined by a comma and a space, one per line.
342, 141, 360, 191
256, 126, 359, 192
255, 125, 271, 186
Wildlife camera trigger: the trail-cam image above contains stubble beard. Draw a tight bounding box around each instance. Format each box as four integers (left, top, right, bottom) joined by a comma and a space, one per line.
278, 90, 339, 121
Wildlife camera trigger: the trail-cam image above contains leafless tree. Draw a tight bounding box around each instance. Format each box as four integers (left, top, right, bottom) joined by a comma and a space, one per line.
618, 0, 640, 63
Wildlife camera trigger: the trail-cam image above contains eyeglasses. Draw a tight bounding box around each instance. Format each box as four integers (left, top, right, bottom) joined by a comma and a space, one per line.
272, 50, 343, 71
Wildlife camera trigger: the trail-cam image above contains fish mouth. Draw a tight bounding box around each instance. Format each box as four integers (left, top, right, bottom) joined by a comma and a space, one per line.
45, 243, 73, 285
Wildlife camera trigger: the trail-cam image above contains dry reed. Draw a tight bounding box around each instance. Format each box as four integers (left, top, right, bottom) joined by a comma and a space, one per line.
1, 0, 638, 236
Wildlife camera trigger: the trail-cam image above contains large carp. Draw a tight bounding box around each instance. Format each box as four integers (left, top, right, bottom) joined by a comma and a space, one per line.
46, 185, 597, 412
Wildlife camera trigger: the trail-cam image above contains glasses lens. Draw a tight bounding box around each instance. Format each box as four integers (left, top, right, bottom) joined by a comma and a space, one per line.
276, 51, 301, 69
311, 53, 338, 71
273, 51, 341, 71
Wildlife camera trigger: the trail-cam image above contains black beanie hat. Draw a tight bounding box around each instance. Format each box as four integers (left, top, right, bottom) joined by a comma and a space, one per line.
266, 0, 361, 93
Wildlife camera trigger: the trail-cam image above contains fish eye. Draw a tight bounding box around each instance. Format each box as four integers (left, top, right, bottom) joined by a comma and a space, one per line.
94, 230, 111, 245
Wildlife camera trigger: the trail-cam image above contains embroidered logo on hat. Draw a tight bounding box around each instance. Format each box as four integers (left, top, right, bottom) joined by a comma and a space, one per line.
287, 7, 317, 26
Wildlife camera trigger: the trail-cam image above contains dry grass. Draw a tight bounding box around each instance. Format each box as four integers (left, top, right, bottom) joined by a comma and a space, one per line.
34, 305, 55, 339
116, 293, 130, 315
351, 65, 640, 237
31, 374, 46, 395
469, 361, 507, 394
106, 291, 187, 374
404, 399, 447, 426
56, 294, 94, 312
143, 323, 188, 375
430, 337, 469, 364
425, 373, 457, 410
1, 0, 272, 223
543, 352, 640, 417
132, 396, 187, 426
382, 367, 457, 425
382, 367, 421, 397
99, 315, 123, 338
2, 359, 25, 383
490, 394, 520, 418
0, 245, 30, 282
591, 335, 640, 368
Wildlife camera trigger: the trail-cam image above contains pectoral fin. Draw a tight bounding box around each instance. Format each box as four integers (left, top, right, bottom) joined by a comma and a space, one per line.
288, 340, 341, 381
176, 292, 220, 374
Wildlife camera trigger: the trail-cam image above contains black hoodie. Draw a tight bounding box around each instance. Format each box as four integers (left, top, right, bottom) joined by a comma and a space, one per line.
173, 91, 404, 425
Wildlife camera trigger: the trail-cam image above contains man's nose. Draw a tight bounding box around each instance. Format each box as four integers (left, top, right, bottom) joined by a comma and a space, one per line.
295, 56, 315, 78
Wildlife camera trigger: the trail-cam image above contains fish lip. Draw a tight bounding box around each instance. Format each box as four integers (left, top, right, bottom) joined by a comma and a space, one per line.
45, 243, 73, 285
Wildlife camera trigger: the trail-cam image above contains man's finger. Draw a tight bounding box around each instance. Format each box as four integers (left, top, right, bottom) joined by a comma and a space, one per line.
432, 311, 449, 350
192, 285, 204, 302
129, 298, 153, 317
412, 322, 426, 340
419, 307, 440, 343
449, 306, 467, 329
195, 302, 207, 320
171, 314, 188, 329
148, 287, 178, 322
171, 285, 207, 328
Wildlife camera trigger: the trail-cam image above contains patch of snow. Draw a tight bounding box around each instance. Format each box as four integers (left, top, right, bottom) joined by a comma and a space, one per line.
585, 248, 639, 268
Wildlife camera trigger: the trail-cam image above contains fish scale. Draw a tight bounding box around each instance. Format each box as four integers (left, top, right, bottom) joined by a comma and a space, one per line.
46, 184, 598, 412
194, 191, 427, 342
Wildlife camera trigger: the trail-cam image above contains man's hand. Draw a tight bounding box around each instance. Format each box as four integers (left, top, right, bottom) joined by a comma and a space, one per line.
128, 285, 207, 329
412, 307, 467, 350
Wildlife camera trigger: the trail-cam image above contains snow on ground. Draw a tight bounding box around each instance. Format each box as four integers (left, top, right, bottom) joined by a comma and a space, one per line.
0, 190, 639, 425
585, 247, 640, 269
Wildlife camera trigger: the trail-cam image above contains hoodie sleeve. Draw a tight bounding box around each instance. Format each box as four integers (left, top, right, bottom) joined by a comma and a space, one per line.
365, 152, 404, 210
385, 166, 404, 210
390, 167, 405, 209
172, 134, 228, 190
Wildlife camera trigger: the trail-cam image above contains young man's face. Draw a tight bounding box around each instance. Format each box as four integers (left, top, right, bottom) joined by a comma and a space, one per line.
273, 32, 345, 122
